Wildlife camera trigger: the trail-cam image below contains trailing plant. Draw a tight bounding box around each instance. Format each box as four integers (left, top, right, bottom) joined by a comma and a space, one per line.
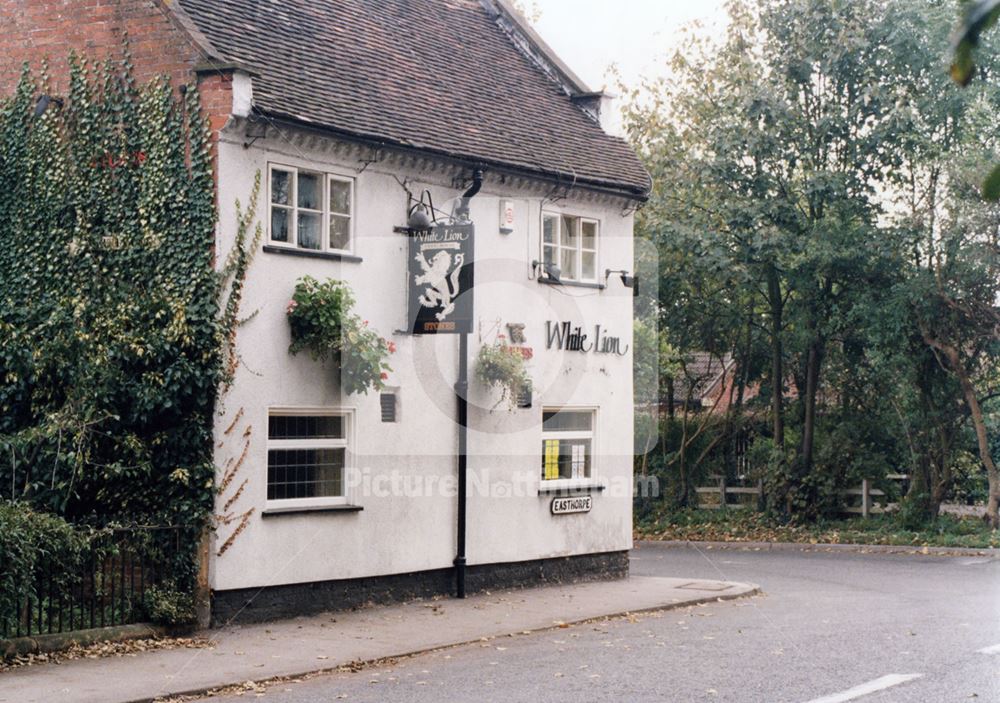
217, 171, 264, 392
287, 277, 394, 395
475, 337, 532, 410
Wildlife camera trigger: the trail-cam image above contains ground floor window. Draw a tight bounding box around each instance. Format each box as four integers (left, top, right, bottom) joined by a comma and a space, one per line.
541, 408, 595, 480
266, 410, 350, 504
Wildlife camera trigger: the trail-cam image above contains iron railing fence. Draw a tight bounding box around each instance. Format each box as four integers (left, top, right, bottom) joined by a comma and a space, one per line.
1, 525, 186, 639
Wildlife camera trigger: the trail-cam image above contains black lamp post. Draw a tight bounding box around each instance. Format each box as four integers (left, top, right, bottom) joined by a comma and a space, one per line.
395, 173, 484, 599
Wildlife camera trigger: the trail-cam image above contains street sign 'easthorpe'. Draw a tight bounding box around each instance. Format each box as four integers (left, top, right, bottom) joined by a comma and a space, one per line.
408, 223, 474, 334
551, 495, 593, 515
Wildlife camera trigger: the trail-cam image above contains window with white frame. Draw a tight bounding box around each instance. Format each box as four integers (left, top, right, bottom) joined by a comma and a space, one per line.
542, 213, 598, 282
269, 164, 354, 253
266, 411, 350, 504
541, 408, 595, 480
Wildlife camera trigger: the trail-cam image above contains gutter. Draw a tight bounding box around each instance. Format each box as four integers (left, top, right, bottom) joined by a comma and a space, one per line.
254, 111, 651, 202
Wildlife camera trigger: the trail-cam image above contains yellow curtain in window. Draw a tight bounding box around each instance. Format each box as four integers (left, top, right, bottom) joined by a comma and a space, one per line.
543, 439, 560, 480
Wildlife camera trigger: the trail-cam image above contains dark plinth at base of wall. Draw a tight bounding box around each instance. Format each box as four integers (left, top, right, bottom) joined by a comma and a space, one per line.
211, 550, 629, 627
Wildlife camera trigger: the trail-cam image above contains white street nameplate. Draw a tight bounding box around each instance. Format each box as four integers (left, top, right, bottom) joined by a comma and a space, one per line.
551, 495, 592, 515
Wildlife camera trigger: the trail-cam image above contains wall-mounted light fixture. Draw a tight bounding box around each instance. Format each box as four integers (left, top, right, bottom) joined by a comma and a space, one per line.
242, 115, 269, 149
605, 269, 639, 295
394, 190, 440, 235
33, 95, 64, 118
407, 201, 434, 232
532, 259, 562, 284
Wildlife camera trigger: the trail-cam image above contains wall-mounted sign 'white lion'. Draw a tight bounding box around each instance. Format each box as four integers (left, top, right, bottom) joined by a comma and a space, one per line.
414, 249, 465, 321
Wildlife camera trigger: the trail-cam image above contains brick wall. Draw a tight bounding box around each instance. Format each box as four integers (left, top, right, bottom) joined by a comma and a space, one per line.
0, 0, 235, 192
0, 0, 211, 96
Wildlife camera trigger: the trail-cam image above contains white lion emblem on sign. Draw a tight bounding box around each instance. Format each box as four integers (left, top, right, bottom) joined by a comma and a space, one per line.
414, 249, 464, 320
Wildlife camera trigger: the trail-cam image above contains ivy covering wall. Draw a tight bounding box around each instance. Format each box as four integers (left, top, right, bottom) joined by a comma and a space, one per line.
0, 54, 220, 543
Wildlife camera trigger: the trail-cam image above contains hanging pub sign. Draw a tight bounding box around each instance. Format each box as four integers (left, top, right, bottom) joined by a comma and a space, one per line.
408, 222, 475, 334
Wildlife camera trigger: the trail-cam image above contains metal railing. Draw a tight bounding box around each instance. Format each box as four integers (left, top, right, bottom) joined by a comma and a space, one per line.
2, 525, 184, 640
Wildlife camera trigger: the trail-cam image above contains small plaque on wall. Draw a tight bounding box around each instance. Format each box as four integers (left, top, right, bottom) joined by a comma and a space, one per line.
551, 495, 593, 515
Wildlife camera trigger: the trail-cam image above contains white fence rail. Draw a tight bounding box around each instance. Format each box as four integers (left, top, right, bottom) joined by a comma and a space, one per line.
695, 477, 763, 510
696, 474, 910, 517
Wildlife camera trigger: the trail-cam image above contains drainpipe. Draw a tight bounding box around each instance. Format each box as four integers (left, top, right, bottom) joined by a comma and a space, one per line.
454, 169, 483, 221
454, 169, 483, 599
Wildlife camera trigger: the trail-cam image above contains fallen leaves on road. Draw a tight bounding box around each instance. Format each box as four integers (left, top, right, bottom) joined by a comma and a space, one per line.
1, 636, 211, 672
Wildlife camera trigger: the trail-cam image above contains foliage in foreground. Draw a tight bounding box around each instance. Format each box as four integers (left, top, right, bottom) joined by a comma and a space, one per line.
0, 48, 250, 609
0, 56, 218, 532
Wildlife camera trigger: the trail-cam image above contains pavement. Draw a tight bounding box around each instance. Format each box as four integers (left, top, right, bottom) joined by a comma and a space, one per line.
0, 574, 759, 703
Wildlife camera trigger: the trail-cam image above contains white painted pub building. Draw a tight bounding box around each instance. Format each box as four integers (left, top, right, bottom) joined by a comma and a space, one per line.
176, 0, 651, 621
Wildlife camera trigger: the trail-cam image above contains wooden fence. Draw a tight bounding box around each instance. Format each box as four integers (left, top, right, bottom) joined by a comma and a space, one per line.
695, 477, 763, 510
696, 474, 910, 517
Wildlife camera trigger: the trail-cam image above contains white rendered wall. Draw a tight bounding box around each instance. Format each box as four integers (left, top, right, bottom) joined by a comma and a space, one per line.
211, 127, 635, 592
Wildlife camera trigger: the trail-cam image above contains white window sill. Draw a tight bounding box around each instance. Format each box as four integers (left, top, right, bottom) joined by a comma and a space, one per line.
261, 504, 363, 518
537, 277, 605, 291
537, 479, 606, 495
263, 244, 362, 263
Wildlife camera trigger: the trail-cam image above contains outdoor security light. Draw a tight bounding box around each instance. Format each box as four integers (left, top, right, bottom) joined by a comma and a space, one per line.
532, 259, 562, 284
606, 269, 639, 295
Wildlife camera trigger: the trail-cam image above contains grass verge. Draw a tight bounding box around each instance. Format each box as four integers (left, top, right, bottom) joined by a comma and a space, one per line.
635, 509, 999, 549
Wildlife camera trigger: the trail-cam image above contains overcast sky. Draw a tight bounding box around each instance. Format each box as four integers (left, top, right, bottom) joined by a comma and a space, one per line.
527, 0, 730, 91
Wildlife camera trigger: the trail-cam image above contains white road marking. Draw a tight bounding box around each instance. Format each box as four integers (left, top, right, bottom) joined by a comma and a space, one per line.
978, 643, 1000, 655
804, 674, 924, 703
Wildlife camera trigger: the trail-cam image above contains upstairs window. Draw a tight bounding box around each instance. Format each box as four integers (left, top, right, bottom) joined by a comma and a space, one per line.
542, 213, 598, 283
541, 408, 595, 481
269, 164, 354, 253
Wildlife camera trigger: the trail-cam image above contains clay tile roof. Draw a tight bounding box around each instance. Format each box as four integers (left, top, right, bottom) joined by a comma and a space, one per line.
176, 0, 650, 198
674, 353, 735, 403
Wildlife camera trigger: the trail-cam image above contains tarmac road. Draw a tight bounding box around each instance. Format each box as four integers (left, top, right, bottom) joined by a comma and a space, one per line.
206, 543, 1000, 703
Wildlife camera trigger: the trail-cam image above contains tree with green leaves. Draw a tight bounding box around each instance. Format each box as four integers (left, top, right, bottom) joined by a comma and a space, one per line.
626, 0, 1000, 523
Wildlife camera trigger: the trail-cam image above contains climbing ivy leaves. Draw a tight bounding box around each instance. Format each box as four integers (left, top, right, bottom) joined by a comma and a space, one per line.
0, 54, 220, 541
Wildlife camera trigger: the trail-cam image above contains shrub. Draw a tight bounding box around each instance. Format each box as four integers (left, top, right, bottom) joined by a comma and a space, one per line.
948, 450, 990, 505
286, 277, 393, 396
0, 502, 91, 634
140, 583, 196, 627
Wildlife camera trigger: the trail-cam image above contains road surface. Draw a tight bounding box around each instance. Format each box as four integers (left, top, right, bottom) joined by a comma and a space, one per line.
205, 543, 1000, 702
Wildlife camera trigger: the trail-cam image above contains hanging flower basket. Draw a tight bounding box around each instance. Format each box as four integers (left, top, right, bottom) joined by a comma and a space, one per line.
286, 276, 394, 395
475, 336, 532, 410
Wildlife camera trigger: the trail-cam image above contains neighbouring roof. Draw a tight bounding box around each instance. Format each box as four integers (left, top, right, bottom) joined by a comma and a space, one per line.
175, 0, 650, 198
673, 353, 735, 405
